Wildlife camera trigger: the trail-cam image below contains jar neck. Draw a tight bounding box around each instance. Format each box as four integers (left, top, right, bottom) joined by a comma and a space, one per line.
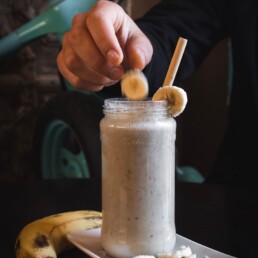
103, 98, 170, 118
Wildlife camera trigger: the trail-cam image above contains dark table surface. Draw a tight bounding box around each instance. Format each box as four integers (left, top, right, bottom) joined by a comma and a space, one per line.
1, 179, 257, 258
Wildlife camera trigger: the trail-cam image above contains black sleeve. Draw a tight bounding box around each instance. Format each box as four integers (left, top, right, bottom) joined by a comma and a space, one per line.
100, 0, 229, 98
136, 0, 229, 95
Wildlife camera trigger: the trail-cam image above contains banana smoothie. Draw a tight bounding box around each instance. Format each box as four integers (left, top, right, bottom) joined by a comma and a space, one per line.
100, 99, 176, 258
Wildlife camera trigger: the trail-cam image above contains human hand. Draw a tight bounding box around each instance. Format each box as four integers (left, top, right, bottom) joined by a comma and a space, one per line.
57, 0, 153, 92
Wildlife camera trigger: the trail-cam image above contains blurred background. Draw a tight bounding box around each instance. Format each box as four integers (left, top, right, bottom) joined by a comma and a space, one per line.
0, 0, 228, 181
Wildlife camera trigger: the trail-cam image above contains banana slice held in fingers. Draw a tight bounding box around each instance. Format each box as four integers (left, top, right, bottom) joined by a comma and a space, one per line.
121, 69, 149, 100
152, 86, 188, 117
15, 210, 102, 258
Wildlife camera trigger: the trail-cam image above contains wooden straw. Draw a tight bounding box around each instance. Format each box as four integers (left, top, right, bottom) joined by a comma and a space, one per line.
163, 37, 188, 86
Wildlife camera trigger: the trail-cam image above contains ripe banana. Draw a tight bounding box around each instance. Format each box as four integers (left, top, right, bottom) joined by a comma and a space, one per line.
121, 69, 149, 100
15, 210, 102, 258
152, 86, 188, 117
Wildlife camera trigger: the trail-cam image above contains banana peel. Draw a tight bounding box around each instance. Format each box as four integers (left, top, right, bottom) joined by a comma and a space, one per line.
15, 210, 102, 258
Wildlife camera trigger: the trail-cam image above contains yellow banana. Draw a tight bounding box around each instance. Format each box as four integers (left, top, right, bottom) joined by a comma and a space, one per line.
152, 86, 188, 117
121, 69, 149, 100
15, 210, 102, 258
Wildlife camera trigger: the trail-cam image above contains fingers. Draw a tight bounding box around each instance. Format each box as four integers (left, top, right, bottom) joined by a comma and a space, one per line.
86, 0, 153, 69
57, 0, 153, 92
125, 23, 153, 70
85, 0, 125, 66
57, 51, 117, 92
58, 11, 123, 91
63, 17, 124, 80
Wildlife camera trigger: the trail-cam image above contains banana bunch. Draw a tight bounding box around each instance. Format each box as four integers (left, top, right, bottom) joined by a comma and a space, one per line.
152, 86, 188, 117
121, 69, 149, 100
15, 210, 102, 258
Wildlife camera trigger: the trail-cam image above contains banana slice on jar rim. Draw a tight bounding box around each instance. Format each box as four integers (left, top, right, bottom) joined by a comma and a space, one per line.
152, 85, 188, 117
121, 69, 149, 101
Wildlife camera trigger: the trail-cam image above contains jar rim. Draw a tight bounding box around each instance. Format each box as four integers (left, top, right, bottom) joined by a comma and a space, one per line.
103, 98, 169, 113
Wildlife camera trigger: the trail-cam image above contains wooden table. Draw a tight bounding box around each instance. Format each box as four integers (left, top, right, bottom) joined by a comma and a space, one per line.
1, 179, 257, 258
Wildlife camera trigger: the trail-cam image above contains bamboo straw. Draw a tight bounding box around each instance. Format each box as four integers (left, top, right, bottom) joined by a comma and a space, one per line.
163, 37, 188, 87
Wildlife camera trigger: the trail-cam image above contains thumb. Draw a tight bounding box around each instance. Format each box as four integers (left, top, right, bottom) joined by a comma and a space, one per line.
85, 0, 126, 66
125, 27, 153, 70
86, 1, 153, 69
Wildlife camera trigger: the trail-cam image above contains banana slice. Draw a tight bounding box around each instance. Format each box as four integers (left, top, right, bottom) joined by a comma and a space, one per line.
152, 86, 188, 117
15, 210, 102, 258
121, 69, 149, 100
173, 246, 194, 257
158, 245, 195, 258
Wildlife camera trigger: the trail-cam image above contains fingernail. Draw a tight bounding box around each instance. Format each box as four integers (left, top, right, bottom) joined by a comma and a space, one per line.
109, 67, 124, 80
132, 49, 146, 70
107, 49, 121, 66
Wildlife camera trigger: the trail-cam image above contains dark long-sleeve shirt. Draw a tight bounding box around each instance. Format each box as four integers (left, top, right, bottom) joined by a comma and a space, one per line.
101, 0, 258, 185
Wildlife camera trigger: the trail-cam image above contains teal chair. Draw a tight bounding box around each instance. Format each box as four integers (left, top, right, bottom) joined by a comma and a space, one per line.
0, 0, 98, 58
176, 166, 205, 183
0, 0, 102, 179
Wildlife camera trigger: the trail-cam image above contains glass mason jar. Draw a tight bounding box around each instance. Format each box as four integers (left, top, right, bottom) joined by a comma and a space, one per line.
100, 98, 176, 258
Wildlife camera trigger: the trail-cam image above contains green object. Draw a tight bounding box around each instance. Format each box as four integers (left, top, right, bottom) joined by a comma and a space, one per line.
0, 0, 98, 58
41, 119, 90, 179
176, 166, 205, 183
0, 0, 100, 179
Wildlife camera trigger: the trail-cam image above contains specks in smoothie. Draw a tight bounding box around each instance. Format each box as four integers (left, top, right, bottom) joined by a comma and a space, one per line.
135, 217, 138, 220
126, 169, 132, 180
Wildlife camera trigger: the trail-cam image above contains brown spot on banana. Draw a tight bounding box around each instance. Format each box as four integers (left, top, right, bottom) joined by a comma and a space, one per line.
34, 234, 50, 248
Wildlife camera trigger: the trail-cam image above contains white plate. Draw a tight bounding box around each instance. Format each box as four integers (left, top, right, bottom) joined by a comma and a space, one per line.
67, 228, 236, 258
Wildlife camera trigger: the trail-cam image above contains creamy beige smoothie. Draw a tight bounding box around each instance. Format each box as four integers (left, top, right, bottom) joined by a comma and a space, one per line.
100, 99, 176, 258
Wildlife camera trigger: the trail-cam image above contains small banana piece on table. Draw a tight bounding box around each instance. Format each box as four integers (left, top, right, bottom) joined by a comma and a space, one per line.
152, 85, 188, 117
121, 69, 149, 100
15, 210, 102, 258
